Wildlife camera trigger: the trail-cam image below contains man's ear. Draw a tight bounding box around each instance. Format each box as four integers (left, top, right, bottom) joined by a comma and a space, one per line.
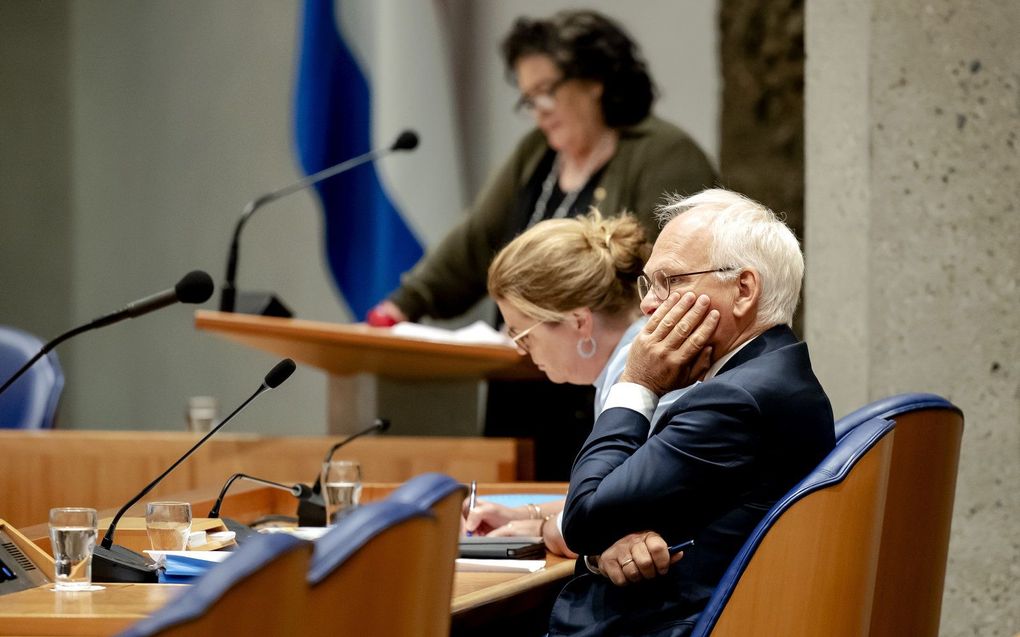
732, 269, 761, 320
570, 307, 594, 337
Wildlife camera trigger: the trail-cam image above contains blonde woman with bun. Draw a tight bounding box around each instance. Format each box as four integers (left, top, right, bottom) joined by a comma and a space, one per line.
464, 211, 697, 556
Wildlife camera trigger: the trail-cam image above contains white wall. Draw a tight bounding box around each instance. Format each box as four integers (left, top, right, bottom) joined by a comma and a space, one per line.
1, 0, 720, 434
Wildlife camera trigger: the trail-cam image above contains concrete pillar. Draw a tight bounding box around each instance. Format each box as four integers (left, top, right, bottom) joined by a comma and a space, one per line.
805, 1, 1020, 634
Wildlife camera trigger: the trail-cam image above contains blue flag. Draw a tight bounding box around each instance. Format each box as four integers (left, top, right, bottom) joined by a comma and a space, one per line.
294, 0, 465, 320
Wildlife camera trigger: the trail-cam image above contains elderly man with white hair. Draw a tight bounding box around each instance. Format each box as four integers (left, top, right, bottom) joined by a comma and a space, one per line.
547, 188, 836, 637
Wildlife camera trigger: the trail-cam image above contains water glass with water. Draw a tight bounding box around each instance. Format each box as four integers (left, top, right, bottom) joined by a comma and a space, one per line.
321, 460, 362, 525
48, 507, 98, 591
145, 502, 192, 551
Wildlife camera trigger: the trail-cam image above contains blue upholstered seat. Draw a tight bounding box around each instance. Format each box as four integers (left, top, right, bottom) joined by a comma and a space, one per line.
116, 533, 309, 637
834, 392, 960, 440
308, 500, 432, 585
386, 472, 465, 510
689, 416, 896, 636
0, 326, 63, 429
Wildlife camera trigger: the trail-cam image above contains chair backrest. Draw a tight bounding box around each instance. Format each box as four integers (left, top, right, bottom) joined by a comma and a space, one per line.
691, 416, 896, 637
116, 533, 311, 637
0, 326, 63, 429
386, 473, 468, 636
305, 500, 438, 636
834, 391, 958, 440
841, 394, 963, 637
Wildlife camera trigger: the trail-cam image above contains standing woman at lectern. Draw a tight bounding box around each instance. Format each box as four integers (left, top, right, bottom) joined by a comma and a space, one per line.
369, 10, 716, 478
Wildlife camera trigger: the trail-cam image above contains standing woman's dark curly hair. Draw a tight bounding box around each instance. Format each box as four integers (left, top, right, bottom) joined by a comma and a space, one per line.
501, 10, 656, 128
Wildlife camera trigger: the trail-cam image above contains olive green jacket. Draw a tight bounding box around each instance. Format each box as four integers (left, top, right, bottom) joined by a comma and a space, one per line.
389, 115, 716, 321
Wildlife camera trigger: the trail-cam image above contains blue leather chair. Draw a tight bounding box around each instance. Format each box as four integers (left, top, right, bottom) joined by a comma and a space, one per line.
0, 326, 63, 429
305, 499, 438, 635
834, 391, 959, 439
387, 473, 467, 636
831, 394, 963, 637
690, 416, 896, 637
117, 532, 311, 637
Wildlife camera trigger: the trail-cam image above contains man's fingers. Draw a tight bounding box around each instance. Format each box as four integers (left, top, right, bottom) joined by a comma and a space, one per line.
631, 541, 657, 580
622, 560, 643, 583
644, 292, 694, 338
644, 534, 672, 575
660, 294, 712, 348
604, 561, 627, 586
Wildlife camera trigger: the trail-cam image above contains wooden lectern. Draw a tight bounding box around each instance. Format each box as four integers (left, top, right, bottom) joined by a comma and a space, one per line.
194, 311, 538, 436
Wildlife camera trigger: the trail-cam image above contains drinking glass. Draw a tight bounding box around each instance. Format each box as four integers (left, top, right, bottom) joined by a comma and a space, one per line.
145, 502, 192, 551
321, 460, 362, 525
48, 507, 98, 591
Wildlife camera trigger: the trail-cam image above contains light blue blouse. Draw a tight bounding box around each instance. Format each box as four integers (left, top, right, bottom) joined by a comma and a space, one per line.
592, 317, 694, 434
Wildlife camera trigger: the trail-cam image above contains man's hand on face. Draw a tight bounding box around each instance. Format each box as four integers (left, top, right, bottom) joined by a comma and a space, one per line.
621, 291, 719, 395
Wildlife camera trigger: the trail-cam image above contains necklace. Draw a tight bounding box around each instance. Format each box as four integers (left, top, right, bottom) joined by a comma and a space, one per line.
527, 131, 616, 229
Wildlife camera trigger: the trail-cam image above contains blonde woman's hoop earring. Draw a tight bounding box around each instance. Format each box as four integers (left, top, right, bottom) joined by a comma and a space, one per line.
577, 336, 597, 359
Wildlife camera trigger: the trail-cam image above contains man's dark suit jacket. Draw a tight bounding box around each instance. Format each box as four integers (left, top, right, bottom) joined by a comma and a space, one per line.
548, 325, 835, 637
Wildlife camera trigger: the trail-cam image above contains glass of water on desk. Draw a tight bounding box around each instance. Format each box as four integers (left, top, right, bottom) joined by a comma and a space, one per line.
321, 460, 362, 525
48, 507, 98, 591
145, 502, 192, 551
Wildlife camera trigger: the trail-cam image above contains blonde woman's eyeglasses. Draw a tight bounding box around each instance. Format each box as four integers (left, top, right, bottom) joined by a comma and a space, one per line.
508, 320, 546, 353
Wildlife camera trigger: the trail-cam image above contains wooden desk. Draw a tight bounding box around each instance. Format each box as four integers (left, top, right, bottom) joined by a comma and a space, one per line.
0, 561, 575, 636
4, 483, 573, 636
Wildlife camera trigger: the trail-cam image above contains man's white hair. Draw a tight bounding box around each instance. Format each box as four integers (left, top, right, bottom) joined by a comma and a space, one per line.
656, 188, 803, 328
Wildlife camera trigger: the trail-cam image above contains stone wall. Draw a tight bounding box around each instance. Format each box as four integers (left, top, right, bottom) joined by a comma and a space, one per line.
805, 1, 1020, 634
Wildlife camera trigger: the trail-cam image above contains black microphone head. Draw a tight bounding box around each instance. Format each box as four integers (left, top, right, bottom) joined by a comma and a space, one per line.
264, 358, 296, 389
391, 130, 419, 152
175, 270, 215, 304
375, 418, 391, 433
293, 483, 314, 499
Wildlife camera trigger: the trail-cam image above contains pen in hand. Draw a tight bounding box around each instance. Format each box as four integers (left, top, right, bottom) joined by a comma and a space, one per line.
668, 539, 694, 555
465, 480, 477, 536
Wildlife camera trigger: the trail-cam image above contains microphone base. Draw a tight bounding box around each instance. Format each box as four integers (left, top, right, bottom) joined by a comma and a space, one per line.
219, 517, 259, 545
92, 545, 159, 583
232, 292, 292, 318
297, 494, 327, 527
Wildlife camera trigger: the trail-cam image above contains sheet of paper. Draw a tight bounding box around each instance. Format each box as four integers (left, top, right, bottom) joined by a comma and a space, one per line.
455, 558, 546, 573
257, 526, 331, 541
390, 320, 513, 347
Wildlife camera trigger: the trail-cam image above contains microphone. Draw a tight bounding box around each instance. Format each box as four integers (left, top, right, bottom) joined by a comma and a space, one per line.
219, 129, 420, 316
0, 271, 214, 397
207, 473, 313, 519
92, 358, 297, 583
297, 418, 390, 526
207, 474, 313, 544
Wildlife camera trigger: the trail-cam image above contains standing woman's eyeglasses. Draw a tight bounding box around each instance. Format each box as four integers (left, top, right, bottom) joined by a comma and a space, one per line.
514, 77, 570, 114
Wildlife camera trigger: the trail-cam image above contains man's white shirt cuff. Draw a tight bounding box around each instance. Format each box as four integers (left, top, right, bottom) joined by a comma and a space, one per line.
601, 382, 658, 422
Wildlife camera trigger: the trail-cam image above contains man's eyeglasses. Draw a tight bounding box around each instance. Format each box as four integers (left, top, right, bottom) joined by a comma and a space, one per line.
514, 77, 569, 114
508, 319, 545, 353
637, 267, 738, 302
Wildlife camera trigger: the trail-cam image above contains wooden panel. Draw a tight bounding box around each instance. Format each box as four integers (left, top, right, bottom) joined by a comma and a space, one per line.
0, 430, 532, 528
711, 432, 894, 637
194, 310, 536, 380
868, 409, 964, 637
